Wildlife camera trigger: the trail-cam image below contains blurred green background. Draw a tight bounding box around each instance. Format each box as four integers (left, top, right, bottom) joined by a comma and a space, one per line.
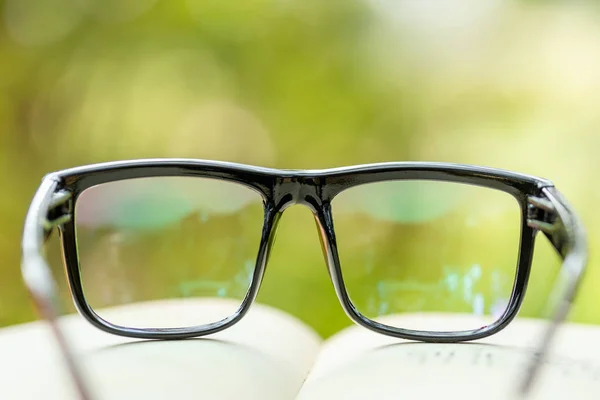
0, 0, 599, 337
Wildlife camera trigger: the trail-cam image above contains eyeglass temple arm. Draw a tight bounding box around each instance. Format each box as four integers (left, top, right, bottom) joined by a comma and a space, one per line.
21, 177, 92, 400
519, 186, 588, 395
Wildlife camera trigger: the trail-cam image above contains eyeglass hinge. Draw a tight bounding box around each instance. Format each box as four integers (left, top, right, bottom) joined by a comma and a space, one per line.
526, 195, 559, 234
42, 189, 73, 232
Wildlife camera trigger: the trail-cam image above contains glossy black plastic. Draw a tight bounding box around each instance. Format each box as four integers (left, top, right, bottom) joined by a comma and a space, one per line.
21, 159, 588, 399
29, 159, 569, 340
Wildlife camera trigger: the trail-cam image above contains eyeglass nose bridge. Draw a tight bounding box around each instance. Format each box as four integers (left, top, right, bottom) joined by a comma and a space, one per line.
265, 177, 346, 306
272, 175, 328, 214
270, 175, 337, 272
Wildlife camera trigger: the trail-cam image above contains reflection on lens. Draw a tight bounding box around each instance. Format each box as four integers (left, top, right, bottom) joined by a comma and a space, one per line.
75, 177, 265, 329
332, 180, 521, 332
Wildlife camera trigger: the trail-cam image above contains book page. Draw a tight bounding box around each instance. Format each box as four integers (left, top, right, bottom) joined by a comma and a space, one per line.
0, 300, 322, 400
298, 314, 600, 400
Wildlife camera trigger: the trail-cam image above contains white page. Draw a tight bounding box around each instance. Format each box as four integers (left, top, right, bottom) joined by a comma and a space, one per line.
0, 300, 322, 400
299, 314, 600, 400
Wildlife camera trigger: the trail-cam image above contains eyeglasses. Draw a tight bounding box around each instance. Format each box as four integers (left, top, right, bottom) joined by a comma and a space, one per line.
21, 159, 587, 399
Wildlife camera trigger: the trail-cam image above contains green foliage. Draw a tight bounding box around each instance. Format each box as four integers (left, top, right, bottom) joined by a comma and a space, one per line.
1, 0, 599, 335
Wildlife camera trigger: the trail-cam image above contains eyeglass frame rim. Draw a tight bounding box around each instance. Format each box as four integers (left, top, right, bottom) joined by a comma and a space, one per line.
37, 158, 553, 343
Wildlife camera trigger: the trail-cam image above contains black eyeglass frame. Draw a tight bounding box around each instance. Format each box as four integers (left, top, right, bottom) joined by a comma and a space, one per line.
21, 159, 587, 398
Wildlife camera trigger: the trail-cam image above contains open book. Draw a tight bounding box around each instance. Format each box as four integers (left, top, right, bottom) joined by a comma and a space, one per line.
1, 300, 599, 399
